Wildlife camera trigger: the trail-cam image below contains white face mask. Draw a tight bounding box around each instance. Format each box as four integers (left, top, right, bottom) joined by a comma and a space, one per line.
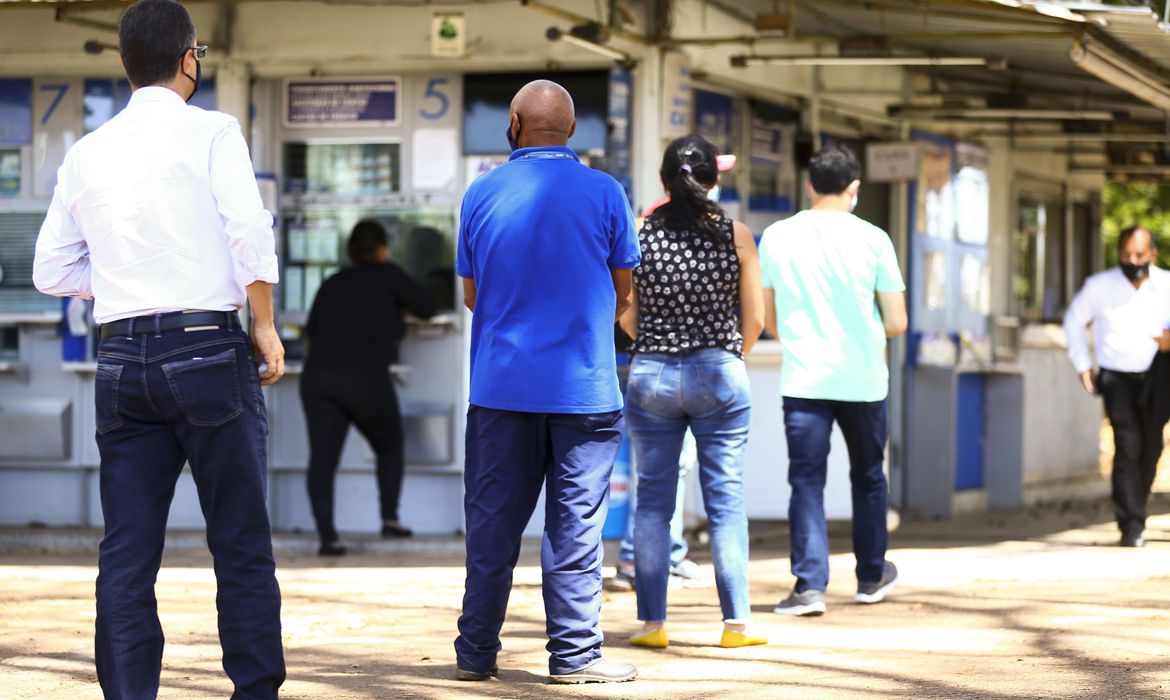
850, 193, 859, 211
708, 185, 721, 203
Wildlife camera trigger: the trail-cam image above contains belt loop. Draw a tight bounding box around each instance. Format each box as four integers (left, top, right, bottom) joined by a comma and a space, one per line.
153, 314, 163, 338
125, 316, 136, 339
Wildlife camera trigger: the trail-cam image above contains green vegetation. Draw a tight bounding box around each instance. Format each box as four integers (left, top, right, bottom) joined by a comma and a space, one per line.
1101, 180, 1170, 267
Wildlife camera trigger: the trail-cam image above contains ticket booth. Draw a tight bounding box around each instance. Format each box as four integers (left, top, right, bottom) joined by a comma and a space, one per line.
239, 75, 467, 535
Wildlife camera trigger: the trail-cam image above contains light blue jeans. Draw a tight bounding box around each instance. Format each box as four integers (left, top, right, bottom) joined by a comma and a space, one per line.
626, 348, 752, 623
618, 430, 692, 567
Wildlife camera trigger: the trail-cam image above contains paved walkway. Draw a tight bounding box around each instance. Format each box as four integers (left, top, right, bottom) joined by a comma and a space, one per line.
3, 496, 1170, 699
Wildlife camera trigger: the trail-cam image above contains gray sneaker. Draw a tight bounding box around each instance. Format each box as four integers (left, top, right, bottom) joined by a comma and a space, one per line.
610, 565, 635, 591
773, 589, 826, 616
549, 658, 637, 684
455, 664, 498, 681
856, 561, 898, 604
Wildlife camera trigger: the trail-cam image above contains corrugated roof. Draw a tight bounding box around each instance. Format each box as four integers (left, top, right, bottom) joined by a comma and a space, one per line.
720, 0, 1170, 119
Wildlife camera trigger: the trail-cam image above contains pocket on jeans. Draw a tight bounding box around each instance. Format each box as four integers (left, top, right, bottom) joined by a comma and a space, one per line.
626, 365, 658, 409
699, 357, 749, 410
161, 348, 243, 427
94, 363, 124, 435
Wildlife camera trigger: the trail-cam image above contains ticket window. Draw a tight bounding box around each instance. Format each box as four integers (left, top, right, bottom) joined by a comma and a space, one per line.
277, 140, 457, 360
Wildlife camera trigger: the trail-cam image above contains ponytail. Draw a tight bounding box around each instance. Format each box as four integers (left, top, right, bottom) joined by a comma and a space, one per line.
653, 135, 725, 242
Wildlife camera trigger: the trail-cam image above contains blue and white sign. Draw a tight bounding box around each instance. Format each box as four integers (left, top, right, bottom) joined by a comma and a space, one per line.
0, 79, 33, 146
285, 79, 400, 127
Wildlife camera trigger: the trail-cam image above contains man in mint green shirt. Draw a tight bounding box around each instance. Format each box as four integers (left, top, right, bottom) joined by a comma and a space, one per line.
757, 144, 907, 617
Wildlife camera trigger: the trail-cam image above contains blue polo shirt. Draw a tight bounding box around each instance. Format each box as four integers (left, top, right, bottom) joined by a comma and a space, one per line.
456, 146, 640, 413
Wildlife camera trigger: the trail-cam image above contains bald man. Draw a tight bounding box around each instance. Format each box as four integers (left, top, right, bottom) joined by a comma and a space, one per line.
454, 80, 640, 683
1064, 226, 1170, 547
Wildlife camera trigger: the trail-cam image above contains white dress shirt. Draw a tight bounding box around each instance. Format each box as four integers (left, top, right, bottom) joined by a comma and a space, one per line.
33, 86, 278, 323
1063, 266, 1170, 374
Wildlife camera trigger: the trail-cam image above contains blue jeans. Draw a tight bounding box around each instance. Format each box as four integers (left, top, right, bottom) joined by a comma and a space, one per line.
783, 397, 889, 593
626, 349, 752, 623
618, 430, 691, 566
94, 325, 284, 700
456, 406, 622, 676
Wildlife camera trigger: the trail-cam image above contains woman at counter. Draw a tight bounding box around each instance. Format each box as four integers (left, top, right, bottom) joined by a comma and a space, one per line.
619, 134, 766, 648
301, 220, 437, 555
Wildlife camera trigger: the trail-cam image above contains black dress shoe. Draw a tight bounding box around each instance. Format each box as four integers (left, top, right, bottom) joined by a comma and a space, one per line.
381, 522, 413, 538
1120, 533, 1145, 548
318, 541, 348, 556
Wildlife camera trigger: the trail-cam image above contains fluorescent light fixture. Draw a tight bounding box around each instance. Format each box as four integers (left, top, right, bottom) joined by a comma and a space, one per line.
888, 106, 1122, 120
546, 27, 633, 65
731, 55, 991, 67
1070, 40, 1170, 112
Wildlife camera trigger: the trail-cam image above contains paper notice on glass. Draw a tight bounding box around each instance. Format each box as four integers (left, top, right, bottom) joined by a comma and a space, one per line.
307, 224, 338, 263
961, 254, 990, 314
925, 251, 947, 311
287, 224, 308, 262
284, 266, 304, 312
304, 266, 324, 308
412, 128, 458, 190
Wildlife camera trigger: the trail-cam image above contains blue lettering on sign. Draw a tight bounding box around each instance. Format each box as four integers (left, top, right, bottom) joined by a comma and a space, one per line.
419, 77, 450, 120
287, 80, 399, 126
40, 83, 69, 125
0, 79, 32, 146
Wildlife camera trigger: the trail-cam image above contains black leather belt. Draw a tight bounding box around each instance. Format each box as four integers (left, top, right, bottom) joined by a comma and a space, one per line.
100, 311, 240, 340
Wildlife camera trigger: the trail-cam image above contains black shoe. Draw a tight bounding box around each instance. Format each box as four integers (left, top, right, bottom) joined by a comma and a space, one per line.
455, 664, 498, 681
318, 541, 347, 556
381, 521, 413, 538
549, 659, 637, 684
1120, 532, 1146, 548
856, 561, 898, 604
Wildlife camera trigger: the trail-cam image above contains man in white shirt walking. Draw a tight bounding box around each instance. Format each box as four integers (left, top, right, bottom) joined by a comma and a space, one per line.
33, 0, 286, 696
1064, 226, 1170, 548
758, 144, 907, 617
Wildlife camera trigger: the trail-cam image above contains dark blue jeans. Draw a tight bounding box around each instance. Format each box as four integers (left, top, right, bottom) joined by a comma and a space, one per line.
94, 326, 284, 700
455, 405, 622, 676
783, 396, 889, 593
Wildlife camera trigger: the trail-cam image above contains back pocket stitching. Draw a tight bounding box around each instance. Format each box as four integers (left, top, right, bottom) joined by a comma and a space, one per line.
95, 364, 124, 435
161, 349, 243, 427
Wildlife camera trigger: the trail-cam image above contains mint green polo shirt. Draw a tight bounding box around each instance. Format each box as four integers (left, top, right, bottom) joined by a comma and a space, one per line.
758, 210, 905, 402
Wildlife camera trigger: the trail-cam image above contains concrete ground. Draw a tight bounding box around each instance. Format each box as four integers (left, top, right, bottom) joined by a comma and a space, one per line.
3, 497, 1170, 699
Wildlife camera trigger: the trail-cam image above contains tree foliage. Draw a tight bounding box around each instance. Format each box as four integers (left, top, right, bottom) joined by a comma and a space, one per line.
1101, 180, 1170, 267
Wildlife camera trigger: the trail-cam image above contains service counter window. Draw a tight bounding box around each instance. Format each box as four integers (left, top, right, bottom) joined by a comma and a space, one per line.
283, 141, 400, 196
0, 149, 20, 198
1012, 195, 1068, 322
0, 211, 58, 316
463, 71, 609, 157
278, 207, 456, 359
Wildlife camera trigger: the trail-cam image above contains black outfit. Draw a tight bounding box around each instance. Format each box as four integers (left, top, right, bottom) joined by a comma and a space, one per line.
630, 213, 744, 358
1100, 366, 1165, 539
300, 262, 436, 544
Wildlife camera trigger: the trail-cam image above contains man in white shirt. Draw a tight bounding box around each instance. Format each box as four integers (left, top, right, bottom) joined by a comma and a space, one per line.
1064, 226, 1170, 548
32, 0, 286, 696
758, 144, 907, 617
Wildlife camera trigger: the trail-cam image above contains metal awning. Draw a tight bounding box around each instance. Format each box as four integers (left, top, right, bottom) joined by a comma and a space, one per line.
703, 0, 1170, 124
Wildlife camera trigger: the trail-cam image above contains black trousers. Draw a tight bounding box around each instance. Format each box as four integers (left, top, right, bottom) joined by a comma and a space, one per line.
300, 364, 405, 542
1100, 368, 1163, 537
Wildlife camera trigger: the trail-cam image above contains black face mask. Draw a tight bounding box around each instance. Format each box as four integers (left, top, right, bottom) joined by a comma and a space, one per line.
506, 117, 521, 151
1121, 261, 1150, 282
183, 52, 201, 103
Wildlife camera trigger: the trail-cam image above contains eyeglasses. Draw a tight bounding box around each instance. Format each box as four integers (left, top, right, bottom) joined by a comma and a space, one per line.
184, 45, 208, 60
